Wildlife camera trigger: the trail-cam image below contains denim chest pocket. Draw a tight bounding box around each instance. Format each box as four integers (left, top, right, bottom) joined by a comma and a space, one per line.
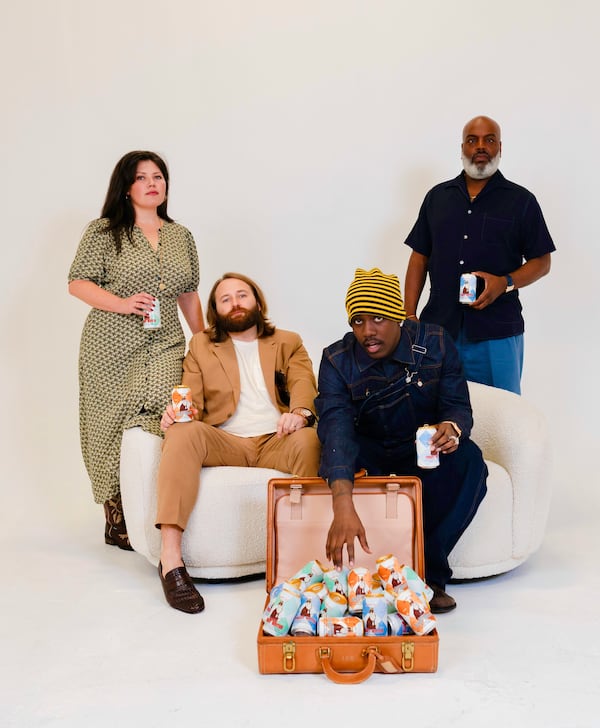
355, 380, 417, 439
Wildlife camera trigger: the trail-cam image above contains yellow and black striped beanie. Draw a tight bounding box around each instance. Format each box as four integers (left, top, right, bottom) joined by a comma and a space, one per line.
345, 267, 406, 323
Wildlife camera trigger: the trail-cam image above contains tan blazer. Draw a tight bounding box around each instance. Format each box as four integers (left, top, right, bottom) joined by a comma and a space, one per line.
181, 329, 317, 426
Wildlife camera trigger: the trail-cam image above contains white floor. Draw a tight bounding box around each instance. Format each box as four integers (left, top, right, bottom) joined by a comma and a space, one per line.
3, 484, 599, 728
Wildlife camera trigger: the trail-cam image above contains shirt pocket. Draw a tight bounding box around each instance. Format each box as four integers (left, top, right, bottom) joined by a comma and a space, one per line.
481, 215, 515, 248
356, 384, 417, 440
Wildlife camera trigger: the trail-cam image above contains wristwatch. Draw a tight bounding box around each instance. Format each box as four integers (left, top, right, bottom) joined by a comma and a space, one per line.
505, 274, 515, 293
292, 407, 316, 427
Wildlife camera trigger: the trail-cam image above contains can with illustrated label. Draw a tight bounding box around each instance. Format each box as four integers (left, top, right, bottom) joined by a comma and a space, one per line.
416, 425, 439, 469
172, 385, 193, 423
262, 582, 301, 636
324, 567, 349, 598
459, 273, 477, 304
290, 591, 321, 636
291, 559, 325, 591
362, 594, 388, 636
347, 567, 373, 613
305, 581, 328, 600
318, 616, 364, 637
388, 612, 413, 636
322, 591, 348, 618
143, 297, 161, 329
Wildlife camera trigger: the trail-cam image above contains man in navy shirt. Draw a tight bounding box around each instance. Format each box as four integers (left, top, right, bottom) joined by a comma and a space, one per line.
404, 115, 555, 394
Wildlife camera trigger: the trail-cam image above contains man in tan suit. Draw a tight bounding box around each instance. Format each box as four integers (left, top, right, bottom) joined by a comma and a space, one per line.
156, 272, 320, 613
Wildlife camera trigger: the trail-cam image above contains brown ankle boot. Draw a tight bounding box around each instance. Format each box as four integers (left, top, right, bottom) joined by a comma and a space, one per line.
103, 494, 134, 551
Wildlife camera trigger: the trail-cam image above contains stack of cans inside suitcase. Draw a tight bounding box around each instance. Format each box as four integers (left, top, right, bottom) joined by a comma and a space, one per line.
262, 555, 437, 639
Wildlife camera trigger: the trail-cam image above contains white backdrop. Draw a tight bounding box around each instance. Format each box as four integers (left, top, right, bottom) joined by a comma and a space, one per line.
1, 1, 598, 535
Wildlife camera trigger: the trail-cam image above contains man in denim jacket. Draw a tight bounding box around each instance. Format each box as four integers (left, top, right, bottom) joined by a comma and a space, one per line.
316, 268, 488, 613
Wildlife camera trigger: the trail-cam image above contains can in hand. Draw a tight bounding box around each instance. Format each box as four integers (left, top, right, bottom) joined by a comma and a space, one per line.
416, 425, 439, 469
143, 297, 161, 329
459, 273, 477, 304
172, 385, 193, 423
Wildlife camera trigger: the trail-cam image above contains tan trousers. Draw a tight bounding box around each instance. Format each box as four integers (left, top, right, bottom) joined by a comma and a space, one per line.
156, 421, 321, 530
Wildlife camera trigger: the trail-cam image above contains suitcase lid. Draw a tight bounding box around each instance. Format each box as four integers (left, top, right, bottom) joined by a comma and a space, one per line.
266, 475, 424, 592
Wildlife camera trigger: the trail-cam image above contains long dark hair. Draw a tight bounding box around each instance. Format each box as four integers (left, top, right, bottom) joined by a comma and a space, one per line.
100, 150, 173, 253
206, 272, 276, 342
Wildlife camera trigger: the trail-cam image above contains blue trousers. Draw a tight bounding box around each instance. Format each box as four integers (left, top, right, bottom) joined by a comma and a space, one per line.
357, 438, 488, 587
456, 329, 524, 395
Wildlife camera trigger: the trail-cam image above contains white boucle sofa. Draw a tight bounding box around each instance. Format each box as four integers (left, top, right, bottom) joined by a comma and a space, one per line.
120, 381, 551, 580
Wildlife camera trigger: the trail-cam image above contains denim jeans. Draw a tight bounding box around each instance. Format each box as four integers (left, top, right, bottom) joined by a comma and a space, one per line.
316, 321, 488, 586
357, 436, 487, 586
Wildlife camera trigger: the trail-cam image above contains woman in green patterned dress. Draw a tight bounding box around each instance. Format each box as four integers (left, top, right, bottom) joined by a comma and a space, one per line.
69, 151, 204, 549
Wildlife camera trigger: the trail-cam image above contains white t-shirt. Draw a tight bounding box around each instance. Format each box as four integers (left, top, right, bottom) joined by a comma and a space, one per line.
219, 338, 281, 437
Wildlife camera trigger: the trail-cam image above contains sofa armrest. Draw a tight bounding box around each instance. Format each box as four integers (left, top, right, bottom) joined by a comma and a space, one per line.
467, 381, 552, 558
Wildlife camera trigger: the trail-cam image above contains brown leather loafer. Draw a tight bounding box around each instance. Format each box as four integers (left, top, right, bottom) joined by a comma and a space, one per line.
158, 562, 205, 614
429, 584, 457, 614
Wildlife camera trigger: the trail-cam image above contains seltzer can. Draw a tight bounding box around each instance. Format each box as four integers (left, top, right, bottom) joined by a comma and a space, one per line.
416, 425, 439, 469
324, 567, 349, 598
347, 567, 373, 613
143, 297, 161, 329
172, 385, 193, 423
459, 273, 477, 304
388, 611, 413, 636
318, 616, 364, 638
377, 555, 411, 596
262, 582, 301, 637
305, 581, 328, 600
291, 559, 325, 591
290, 591, 321, 636
266, 578, 302, 606
322, 591, 348, 618
362, 594, 388, 636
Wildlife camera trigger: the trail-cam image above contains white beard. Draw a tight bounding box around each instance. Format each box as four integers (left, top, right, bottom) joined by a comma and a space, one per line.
462, 153, 501, 180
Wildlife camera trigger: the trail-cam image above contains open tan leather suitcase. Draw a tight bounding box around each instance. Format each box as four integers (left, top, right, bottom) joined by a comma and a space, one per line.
257, 476, 439, 683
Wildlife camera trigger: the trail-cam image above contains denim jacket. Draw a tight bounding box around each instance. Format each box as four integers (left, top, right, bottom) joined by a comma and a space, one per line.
315, 319, 474, 483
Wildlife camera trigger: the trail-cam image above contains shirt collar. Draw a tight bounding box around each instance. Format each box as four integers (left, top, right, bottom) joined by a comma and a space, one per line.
444, 169, 508, 197
353, 321, 419, 372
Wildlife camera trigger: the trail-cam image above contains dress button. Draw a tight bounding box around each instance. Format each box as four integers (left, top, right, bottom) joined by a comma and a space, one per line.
459, 260, 465, 265
463, 235, 468, 239
468, 210, 472, 214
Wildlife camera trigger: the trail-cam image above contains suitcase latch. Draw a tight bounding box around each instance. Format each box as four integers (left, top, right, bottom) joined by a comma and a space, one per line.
401, 642, 415, 672
283, 641, 296, 672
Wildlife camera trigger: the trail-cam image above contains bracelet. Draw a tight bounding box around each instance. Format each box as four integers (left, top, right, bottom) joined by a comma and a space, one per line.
441, 420, 462, 438
406, 314, 418, 320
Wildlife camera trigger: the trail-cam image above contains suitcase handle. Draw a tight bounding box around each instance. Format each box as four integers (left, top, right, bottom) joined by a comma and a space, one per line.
319, 645, 402, 684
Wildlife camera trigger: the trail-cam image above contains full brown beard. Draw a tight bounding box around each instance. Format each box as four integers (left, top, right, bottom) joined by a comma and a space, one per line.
217, 305, 260, 333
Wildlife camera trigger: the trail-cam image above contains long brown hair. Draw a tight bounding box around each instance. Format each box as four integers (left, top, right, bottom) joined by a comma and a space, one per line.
206, 273, 276, 342
100, 150, 173, 253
